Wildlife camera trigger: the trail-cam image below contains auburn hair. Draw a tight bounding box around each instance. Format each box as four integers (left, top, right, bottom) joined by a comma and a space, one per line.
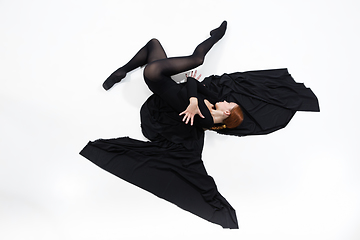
210, 105, 244, 131
224, 105, 244, 128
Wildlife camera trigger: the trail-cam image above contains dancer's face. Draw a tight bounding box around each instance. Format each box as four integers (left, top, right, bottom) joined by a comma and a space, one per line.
215, 101, 237, 114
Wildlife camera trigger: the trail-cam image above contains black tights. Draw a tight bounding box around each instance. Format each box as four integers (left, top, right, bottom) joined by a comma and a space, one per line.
102, 21, 227, 91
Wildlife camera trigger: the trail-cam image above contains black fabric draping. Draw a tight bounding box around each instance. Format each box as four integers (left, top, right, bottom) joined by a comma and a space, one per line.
80, 68, 319, 229
80, 92, 239, 228
202, 68, 320, 136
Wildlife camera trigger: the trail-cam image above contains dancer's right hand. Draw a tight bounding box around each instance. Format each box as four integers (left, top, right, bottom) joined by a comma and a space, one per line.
186, 70, 202, 81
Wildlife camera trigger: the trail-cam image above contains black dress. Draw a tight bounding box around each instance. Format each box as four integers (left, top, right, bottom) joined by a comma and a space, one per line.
80, 68, 319, 229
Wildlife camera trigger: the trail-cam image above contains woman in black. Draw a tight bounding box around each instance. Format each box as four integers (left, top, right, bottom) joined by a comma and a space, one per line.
102, 21, 244, 130
80, 21, 319, 229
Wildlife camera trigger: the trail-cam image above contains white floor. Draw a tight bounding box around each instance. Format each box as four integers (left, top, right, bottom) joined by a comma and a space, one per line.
1, 0, 359, 239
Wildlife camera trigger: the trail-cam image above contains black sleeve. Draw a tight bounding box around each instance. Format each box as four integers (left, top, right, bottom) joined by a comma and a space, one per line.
186, 77, 198, 99
186, 77, 217, 103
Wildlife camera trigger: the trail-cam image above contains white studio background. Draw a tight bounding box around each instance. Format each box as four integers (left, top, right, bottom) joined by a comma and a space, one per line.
1, 0, 359, 239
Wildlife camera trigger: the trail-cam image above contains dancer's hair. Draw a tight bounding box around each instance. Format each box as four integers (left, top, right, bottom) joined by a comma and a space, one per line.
224, 105, 244, 128
210, 105, 244, 130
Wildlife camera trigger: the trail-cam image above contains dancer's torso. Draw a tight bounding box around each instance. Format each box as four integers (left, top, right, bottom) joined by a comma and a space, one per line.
144, 75, 215, 129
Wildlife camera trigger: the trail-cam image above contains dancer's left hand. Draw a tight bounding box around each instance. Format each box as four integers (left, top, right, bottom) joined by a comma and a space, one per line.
186, 70, 202, 80
179, 97, 205, 126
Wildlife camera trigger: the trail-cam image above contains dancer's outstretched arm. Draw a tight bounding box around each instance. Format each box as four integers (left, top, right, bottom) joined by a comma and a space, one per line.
180, 70, 204, 126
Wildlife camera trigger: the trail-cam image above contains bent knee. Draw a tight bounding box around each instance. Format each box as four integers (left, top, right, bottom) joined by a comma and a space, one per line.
192, 55, 204, 66
149, 38, 161, 45
144, 63, 161, 81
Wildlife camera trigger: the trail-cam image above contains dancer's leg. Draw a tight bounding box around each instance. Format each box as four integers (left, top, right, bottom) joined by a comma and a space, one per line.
144, 21, 227, 82
103, 38, 167, 90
